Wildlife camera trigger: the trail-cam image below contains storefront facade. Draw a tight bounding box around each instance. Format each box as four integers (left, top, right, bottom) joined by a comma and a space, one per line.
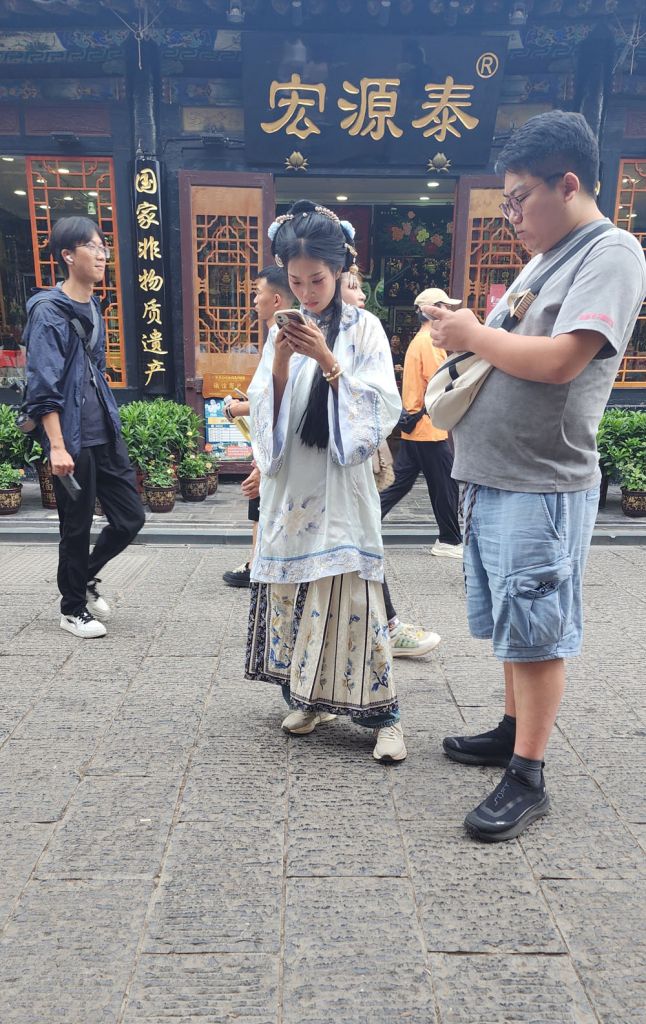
1, 1, 645, 465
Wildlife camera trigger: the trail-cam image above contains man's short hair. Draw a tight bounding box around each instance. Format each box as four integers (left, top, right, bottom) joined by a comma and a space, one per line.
257, 265, 294, 303
495, 110, 599, 196
48, 217, 106, 278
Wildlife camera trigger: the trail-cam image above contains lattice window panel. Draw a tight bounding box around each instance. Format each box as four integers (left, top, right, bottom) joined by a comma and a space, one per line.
465, 217, 529, 321
195, 213, 260, 356
614, 160, 646, 388
27, 156, 127, 387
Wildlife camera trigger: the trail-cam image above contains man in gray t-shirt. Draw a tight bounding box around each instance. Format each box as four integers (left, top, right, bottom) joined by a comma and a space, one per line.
422, 111, 646, 844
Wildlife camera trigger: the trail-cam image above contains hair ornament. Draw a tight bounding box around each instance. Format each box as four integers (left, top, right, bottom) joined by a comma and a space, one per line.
314, 204, 341, 225
268, 213, 295, 242
339, 219, 355, 240
274, 253, 284, 267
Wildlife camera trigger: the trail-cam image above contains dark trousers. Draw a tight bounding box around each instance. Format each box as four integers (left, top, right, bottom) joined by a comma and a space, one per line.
380, 439, 462, 545
53, 437, 145, 615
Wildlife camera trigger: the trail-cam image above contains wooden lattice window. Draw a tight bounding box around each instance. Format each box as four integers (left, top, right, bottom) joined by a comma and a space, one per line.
27, 156, 127, 387
461, 188, 530, 319
195, 211, 261, 358
614, 160, 646, 388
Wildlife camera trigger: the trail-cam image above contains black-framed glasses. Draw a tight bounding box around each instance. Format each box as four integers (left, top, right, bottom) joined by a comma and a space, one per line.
77, 241, 110, 259
499, 173, 565, 222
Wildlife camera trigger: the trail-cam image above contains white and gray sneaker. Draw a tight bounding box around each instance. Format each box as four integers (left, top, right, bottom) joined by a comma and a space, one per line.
60, 609, 107, 639
282, 709, 337, 735
373, 722, 407, 762
431, 540, 463, 560
86, 578, 111, 620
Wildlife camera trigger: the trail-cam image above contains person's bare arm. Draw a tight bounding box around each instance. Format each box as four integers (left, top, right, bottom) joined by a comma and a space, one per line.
424, 305, 607, 385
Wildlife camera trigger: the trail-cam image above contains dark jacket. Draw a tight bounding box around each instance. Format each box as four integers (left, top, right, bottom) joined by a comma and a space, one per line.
23, 286, 122, 459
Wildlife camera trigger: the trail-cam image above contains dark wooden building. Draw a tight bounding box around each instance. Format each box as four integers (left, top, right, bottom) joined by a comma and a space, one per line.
0, 0, 644, 464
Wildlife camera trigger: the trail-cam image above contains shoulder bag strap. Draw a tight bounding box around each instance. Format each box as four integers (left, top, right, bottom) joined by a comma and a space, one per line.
498, 221, 614, 332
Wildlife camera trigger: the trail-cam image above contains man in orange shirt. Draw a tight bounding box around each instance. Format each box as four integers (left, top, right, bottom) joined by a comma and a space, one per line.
380, 287, 463, 558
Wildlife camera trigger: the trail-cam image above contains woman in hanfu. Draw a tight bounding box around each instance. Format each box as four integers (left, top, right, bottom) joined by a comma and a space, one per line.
245, 200, 406, 762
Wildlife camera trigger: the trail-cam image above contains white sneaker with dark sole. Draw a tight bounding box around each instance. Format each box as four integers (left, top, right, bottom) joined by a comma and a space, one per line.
373, 722, 407, 762
86, 578, 111, 620
431, 540, 463, 560
282, 709, 337, 735
60, 611, 107, 639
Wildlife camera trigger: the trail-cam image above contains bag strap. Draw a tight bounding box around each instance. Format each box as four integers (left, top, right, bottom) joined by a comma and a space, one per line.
497, 221, 613, 332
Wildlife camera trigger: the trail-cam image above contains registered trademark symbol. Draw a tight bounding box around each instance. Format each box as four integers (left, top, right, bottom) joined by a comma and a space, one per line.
476, 53, 500, 79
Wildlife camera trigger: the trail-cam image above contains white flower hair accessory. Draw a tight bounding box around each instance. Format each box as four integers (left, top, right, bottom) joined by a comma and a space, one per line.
339, 219, 355, 240
268, 213, 295, 241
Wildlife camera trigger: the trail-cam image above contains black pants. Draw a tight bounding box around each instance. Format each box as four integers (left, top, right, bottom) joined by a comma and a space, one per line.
380, 439, 462, 545
53, 437, 145, 615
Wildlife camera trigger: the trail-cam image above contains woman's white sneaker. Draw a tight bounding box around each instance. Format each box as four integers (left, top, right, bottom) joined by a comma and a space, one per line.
86, 578, 111, 620
60, 610, 107, 639
373, 722, 407, 762
282, 709, 337, 734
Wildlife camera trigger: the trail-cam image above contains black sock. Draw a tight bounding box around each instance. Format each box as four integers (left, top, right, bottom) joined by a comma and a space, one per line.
478, 714, 516, 748
508, 753, 543, 788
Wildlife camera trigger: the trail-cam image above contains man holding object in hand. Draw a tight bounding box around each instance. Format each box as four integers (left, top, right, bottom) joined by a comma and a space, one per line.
24, 218, 144, 639
423, 111, 646, 842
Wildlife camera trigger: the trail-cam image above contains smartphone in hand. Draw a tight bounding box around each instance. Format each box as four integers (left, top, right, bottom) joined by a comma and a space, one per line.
275, 309, 307, 329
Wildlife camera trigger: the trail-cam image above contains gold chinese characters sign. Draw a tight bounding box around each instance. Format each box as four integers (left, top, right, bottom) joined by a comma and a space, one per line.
243, 34, 506, 167
134, 159, 171, 393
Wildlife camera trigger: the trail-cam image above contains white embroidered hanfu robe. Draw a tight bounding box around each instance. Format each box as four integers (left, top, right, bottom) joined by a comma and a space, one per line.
248, 304, 401, 585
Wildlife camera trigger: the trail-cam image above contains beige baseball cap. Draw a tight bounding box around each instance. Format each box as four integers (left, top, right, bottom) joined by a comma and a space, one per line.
414, 287, 460, 308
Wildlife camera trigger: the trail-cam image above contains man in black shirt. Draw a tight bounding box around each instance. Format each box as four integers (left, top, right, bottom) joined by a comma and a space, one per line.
24, 218, 144, 638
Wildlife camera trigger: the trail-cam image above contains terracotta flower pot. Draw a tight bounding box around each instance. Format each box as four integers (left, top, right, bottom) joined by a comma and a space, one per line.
206, 468, 219, 495
179, 476, 208, 502
36, 461, 57, 510
145, 483, 176, 513
0, 485, 22, 515
621, 488, 646, 518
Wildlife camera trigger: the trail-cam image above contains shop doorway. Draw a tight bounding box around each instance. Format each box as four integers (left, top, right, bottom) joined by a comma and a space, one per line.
178, 170, 274, 471
275, 174, 457, 382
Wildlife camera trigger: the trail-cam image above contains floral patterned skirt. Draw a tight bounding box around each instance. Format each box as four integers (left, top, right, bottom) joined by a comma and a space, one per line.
245, 572, 398, 719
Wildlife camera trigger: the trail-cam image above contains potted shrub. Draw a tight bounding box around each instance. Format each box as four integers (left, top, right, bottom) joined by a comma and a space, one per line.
0, 403, 28, 469
21, 436, 58, 510
615, 436, 646, 518
144, 460, 177, 513
177, 451, 211, 502
204, 445, 220, 495
596, 408, 626, 508
0, 463, 23, 515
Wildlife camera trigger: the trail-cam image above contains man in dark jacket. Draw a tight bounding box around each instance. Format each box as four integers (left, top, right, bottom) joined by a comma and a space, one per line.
24, 217, 144, 638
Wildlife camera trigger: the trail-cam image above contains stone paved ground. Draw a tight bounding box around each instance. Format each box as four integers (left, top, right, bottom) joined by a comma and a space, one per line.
0, 541, 644, 1024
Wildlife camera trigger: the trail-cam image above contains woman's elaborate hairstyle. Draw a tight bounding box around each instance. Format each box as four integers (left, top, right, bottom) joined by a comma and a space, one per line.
269, 200, 357, 450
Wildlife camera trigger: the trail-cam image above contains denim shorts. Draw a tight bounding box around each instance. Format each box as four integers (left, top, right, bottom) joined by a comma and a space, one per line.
463, 485, 599, 663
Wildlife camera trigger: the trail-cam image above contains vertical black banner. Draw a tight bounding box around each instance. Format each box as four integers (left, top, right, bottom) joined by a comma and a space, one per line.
133, 158, 171, 395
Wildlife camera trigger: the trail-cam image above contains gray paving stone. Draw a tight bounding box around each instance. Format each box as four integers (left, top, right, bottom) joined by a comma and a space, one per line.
429, 953, 597, 1023
403, 822, 563, 953
0, 879, 151, 1024
122, 953, 278, 1023
288, 766, 405, 877
543, 879, 646, 965
283, 878, 435, 1024
389, 739, 493, 825
0, 823, 54, 924
144, 822, 282, 954
179, 760, 286, 825
36, 776, 180, 880
0, 740, 82, 822
520, 822, 646, 880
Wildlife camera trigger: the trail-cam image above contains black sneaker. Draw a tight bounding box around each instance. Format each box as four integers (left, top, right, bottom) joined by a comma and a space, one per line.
443, 726, 514, 768
222, 562, 251, 588
464, 768, 549, 843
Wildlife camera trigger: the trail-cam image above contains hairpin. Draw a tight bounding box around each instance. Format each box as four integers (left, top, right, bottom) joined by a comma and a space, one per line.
268, 213, 294, 241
